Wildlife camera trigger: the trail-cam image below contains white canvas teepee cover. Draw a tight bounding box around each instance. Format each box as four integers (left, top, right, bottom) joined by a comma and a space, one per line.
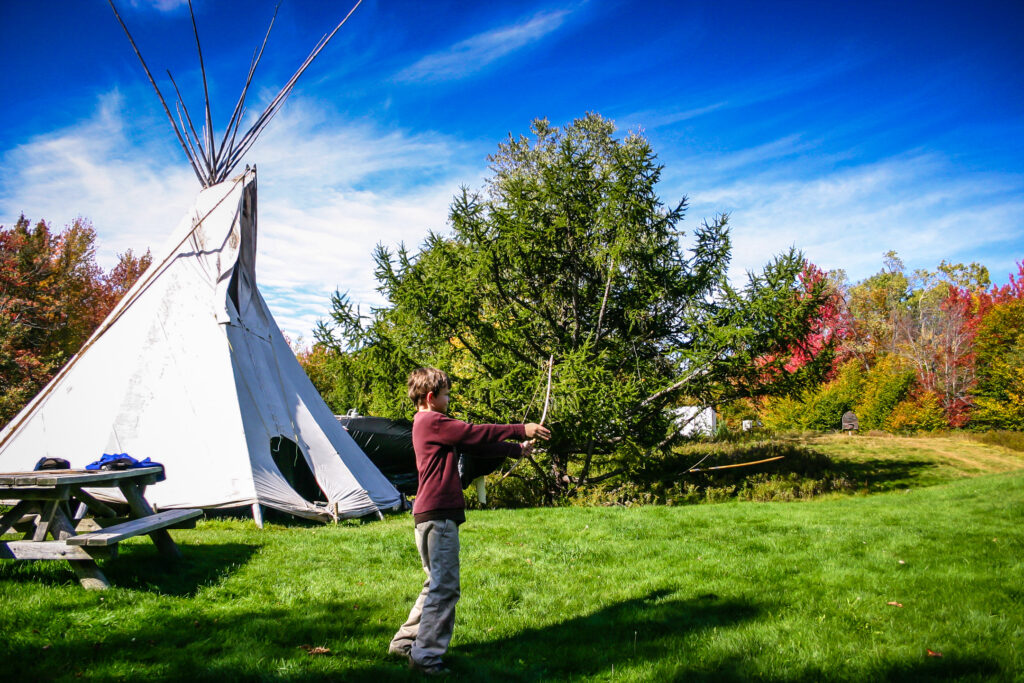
0, 169, 400, 521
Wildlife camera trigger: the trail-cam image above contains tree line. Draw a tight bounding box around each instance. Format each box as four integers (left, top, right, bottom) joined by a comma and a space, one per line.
300, 114, 1021, 501
753, 253, 1024, 433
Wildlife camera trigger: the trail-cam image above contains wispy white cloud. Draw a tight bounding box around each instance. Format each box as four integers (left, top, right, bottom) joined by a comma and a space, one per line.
5, 91, 1021, 344
619, 52, 870, 131
0, 91, 196, 258
618, 102, 728, 131
0, 93, 485, 341
127, 0, 189, 12
395, 9, 571, 83
669, 148, 1024, 284
686, 134, 817, 175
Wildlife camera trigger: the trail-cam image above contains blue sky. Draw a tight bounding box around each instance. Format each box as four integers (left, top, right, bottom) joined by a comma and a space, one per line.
2, 0, 1022, 340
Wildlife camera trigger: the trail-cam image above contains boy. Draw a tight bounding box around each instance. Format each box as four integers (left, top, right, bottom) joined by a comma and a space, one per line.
389, 367, 551, 675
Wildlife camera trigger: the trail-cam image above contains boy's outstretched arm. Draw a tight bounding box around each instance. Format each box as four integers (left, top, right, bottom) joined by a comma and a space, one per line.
430, 415, 527, 447
428, 415, 551, 450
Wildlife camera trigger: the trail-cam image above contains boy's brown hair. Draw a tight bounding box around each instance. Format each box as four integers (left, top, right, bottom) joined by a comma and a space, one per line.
407, 367, 451, 407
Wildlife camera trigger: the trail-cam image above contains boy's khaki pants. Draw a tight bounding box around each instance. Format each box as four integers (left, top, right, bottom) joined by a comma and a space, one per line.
390, 519, 461, 667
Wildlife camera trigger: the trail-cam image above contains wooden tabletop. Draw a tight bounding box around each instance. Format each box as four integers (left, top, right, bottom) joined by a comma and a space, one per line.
0, 467, 164, 488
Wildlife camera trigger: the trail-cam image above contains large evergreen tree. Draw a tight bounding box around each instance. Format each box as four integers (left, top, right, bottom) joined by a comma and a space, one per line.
312, 114, 831, 500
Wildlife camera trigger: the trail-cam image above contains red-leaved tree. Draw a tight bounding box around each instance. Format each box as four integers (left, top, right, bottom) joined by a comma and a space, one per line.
942, 261, 1024, 426
753, 261, 843, 387
0, 216, 151, 424
782, 262, 845, 374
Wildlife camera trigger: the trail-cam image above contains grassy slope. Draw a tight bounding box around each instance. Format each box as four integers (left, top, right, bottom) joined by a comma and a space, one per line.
806, 433, 1024, 490
2, 465, 1022, 681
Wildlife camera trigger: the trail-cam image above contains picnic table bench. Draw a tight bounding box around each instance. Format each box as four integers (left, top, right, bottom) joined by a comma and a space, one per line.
0, 467, 201, 589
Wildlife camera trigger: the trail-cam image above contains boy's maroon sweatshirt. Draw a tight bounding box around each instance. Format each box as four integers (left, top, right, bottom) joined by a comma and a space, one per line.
411, 410, 526, 523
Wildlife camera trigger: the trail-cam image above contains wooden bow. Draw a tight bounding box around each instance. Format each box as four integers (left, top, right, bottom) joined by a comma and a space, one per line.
499, 354, 553, 481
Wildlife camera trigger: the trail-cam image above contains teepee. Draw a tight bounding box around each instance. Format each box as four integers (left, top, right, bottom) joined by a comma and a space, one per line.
0, 0, 400, 521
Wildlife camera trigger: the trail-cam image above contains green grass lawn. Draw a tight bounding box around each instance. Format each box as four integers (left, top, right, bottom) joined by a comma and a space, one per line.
2, 441, 1023, 681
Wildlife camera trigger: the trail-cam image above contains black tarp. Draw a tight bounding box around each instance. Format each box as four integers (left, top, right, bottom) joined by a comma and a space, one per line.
336, 415, 512, 495
336, 416, 418, 494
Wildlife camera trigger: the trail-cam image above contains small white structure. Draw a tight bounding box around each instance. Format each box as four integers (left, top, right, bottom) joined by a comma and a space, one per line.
671, 406, 717, 437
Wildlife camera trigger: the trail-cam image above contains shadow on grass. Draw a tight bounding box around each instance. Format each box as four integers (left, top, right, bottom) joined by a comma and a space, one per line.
655, 441, 947, 502
2, 597, 397, 682
681, 455, 937, 498
0, 542, 259, 597
451, 588, 1003, 682
4, 589, 757, 682
1, 586, 1005, 682
868, 657, 1003, 682
824, 457, 937, 491
451, 588, 760, 681
101, 542, 260, 596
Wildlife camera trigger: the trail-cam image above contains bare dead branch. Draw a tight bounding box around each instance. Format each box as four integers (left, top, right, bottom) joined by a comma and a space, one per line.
107, 0, 204, 184
187, 0, 216, 171
216, 1, 280, 176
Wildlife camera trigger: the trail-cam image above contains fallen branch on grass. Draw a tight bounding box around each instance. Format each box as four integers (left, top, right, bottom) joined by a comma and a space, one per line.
686, 455, 785, 473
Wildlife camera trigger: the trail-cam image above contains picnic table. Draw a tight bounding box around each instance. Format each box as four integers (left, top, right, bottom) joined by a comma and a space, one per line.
0, 467, 201, 590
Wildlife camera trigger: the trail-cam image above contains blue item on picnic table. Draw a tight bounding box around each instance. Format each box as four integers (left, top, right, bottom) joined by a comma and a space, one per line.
86, 453, 163, 472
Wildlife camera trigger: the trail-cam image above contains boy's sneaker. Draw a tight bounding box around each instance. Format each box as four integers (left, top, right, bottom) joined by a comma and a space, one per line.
408, 656, 450, 676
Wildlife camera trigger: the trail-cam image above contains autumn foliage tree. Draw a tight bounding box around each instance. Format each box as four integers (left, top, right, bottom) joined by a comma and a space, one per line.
892, 262, 990, 426
0, 216, 151, 424
950, 261, 1024, 429
837, 251, 911, 368
767, 261, 842, 375
763, 255, 1022, 432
